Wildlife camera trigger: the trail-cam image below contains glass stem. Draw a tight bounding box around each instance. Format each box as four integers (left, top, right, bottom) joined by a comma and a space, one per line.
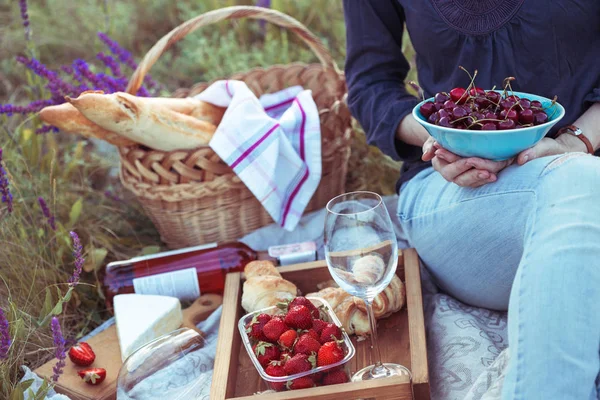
364, 298, 388, 378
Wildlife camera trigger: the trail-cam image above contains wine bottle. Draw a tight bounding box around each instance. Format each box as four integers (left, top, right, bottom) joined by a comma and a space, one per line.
103, 241, 317, 309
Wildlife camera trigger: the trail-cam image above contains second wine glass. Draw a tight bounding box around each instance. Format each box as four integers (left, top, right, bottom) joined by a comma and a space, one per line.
324, 191, 410, 381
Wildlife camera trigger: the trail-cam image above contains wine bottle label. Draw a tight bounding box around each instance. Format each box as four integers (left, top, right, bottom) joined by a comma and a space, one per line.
132, 268, 200, 301
268, 241, 317, 266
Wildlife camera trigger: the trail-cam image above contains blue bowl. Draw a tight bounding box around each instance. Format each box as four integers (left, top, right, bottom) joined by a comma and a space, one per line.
412, 90, 565, 161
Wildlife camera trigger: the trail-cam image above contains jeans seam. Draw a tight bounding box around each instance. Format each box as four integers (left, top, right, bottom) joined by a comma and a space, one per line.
511, 192, 538, 400
399, 189, 537, 223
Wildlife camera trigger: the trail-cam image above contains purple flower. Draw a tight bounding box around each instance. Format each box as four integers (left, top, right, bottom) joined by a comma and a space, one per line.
97, 32, 159, 93
97, 52, 123, 78
0, 308, 11, 360
104, 190, 122, 202
0, 149, 13, 214
38, 197, 56, 230
68, 231, 84, 287
50, 317, 66, 382
36, 125, 59, 134
20, 0, 30, 41
15, 57, 77, 101
255, 0, 271, 7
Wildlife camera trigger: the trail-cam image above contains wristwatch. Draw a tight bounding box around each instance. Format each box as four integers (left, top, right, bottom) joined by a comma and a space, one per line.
555, 125, 595, 154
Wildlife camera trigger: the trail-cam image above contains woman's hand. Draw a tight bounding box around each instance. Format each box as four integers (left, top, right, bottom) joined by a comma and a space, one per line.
422, 137, 514, 187
516, 135, 589, 165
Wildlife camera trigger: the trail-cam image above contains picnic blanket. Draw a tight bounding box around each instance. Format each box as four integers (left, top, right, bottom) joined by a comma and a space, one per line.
24, 195, 569, 400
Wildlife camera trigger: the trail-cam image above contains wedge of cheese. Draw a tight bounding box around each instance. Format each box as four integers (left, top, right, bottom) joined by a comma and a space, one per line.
114, 294, 183, 361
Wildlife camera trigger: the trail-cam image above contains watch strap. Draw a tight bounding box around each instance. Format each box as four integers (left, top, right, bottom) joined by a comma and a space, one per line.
556, 125, 594, 154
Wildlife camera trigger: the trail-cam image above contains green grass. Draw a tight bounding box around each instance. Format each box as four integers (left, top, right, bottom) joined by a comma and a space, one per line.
0, 1, 417, 392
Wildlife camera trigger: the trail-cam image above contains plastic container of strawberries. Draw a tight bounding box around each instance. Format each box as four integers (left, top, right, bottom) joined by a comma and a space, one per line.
237, 296, 356, 392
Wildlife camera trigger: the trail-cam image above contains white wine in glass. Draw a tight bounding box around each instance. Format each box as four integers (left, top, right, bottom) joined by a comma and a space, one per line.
324, 191, 411, 381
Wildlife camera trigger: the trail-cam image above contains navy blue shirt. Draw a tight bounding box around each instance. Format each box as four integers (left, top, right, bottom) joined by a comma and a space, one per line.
343, 0, 600, 188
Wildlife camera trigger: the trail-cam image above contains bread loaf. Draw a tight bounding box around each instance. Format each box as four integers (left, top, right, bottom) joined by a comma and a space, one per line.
241, 261, 298, 313
66, 92, 220, 151
38, 103, 136, 147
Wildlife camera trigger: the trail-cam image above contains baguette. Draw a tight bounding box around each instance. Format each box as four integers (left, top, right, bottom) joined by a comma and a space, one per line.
66, 92, 219, 151
38, 103, 136, 147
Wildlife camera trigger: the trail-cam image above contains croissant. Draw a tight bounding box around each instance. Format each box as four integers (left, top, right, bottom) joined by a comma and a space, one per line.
307, 275, 405, 336
241, 261, 298, 313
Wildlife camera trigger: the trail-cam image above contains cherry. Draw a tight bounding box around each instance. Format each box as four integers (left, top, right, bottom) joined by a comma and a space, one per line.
500, 109, 518, 122
469, 87, 485, 97
530, 100, 543, 109
450, 87, 467, 104
443, 100, 457, 110
475, 96, 490, 108
434, 102, 444, 111
419, 102, 436, 118
485, 91, 501, 104
517, 99, 531, 110
428, 112, 440, 124
438, 109, 450, 119
498, 119, 516, 130
435, 92, 450, 103
534, 112, 548, 125
471, 111, 485, 121
438, 116, 451, 127
485, 112, 498, 120
452, 106, 468, 119
506, 95, 520, 102
500, 99, 515, 110
519, 109, 534, 124
481, 122, 497, 130
454, 122, 467, 130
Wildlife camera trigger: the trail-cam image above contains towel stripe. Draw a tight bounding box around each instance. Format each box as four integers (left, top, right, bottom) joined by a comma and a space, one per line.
230, 123, 280, 170
264, 97, 295, 112
281, 99, 308, 226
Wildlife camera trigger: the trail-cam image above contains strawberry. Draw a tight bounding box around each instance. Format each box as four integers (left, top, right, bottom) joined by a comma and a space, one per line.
68, 342, 96, 367
284, 305, 313, 330
294, 334, 321, 356
304, 329, 320, 341
312, 319, 328, 334
253, 341, 281, 368
319, 323, 342, 344
245, 313, 271, 342
283, 353, 314, 375
317, 341, 345, 367
322, 368, 349, 386
265, 361, 287, 391
77, 368, 106, 385
280, 351, 293, 363
262, 317, 288, 343
286, 376, 315, 390
289, 297, 320, 319
278, 329, 297, 350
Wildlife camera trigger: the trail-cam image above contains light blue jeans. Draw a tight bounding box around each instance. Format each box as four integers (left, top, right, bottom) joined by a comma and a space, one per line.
396, 153, 600, 400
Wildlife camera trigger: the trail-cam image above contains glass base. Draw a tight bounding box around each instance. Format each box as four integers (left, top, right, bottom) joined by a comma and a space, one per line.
351, 363, 412, 382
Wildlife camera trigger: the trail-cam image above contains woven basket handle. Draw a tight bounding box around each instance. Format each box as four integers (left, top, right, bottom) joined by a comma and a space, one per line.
126, 5, 339, 94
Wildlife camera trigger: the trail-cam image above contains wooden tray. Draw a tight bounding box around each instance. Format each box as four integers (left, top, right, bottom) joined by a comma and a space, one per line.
210, 248, 430, 400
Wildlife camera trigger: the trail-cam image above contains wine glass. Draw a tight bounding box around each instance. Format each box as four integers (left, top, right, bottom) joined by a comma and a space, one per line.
324, 191, 411, 382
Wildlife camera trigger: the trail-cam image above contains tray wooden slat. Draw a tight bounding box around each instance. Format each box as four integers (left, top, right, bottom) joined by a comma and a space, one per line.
211, 248, 430, 400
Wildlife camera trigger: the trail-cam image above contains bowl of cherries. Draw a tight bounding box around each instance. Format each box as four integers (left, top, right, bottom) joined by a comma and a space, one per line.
412, 72, 565, 161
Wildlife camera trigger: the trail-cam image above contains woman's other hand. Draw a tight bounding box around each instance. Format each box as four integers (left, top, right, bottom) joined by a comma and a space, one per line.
422, 137, 514, 187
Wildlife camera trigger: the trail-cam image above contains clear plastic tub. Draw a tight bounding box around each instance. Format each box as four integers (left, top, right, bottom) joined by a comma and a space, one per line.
238, 296, 356, 391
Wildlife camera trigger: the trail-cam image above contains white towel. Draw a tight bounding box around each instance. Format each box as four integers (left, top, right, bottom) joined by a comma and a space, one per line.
194, 80, 322, 231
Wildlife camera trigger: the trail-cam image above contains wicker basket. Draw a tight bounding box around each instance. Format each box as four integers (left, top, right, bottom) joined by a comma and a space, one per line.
119, 6, 353, 249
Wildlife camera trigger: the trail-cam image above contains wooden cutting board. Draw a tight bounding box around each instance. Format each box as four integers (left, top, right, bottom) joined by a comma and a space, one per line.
35, 294, 223, 400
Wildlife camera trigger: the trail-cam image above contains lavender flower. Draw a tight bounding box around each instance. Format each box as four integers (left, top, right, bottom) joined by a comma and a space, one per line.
255, 0, 271, 32
0, 149, 13, 214
36, 125, 59, 134
97, 52, 123, 78
68, 231, 84, 287
0, 308, 11, 360
50, 317, 66, 382
97, 32, 159, 93
38, 197, 56, 230
20, 0, 30, 41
